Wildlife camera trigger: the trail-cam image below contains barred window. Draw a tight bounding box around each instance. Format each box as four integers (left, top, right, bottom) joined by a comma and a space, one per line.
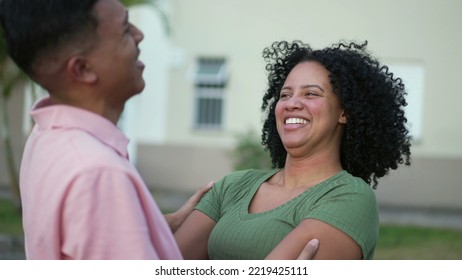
194, 58, 228, 129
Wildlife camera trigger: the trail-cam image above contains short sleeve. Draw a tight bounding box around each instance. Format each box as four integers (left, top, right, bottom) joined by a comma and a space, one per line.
195, 170, 257, 222
304, 180, 379, 259
195, 178, 223, 222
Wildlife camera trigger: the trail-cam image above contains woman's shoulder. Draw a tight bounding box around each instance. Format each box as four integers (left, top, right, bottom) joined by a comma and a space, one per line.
216, 169, 278, 193
324, 170, 375, 196
223, 169, 277, 180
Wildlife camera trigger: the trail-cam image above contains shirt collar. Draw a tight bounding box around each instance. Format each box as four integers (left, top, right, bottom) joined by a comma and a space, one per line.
30, 97, 130, 159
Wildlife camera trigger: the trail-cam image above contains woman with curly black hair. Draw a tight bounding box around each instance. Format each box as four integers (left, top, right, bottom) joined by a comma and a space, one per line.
175, 40, 411, 260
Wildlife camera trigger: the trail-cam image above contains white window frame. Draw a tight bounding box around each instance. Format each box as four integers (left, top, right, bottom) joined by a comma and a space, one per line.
193, 58, 229, 130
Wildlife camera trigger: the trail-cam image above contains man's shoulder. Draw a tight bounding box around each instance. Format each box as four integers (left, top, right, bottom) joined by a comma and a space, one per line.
28, 127, 127, 170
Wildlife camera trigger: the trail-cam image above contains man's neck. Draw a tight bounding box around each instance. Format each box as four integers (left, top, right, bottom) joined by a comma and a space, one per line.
49, 95, 123, 125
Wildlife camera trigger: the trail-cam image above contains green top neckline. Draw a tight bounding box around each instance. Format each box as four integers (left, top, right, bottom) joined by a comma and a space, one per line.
240, 169, 348, 220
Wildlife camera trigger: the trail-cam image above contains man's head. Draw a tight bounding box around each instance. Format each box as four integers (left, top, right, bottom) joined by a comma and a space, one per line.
0, 0, 99, 78
1, 0, 145, 120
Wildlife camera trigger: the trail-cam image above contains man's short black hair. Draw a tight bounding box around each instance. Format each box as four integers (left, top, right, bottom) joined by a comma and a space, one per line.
0, 0, 99, 75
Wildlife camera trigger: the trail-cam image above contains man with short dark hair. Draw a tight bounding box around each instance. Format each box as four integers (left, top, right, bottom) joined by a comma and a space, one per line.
0, 0, 183, 259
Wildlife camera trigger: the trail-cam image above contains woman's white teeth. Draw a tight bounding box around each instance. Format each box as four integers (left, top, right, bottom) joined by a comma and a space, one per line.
285, 118, 308, 125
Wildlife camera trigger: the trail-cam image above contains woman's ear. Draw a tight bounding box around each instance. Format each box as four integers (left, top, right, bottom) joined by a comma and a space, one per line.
339, 110, 347, 124
66, 56, 97, 83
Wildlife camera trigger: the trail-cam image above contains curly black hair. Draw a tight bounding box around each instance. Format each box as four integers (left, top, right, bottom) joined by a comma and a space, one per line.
261, 40, 412, 188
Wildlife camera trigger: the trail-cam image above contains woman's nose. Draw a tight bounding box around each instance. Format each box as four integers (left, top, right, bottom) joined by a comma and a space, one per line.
285, 95, 302, 110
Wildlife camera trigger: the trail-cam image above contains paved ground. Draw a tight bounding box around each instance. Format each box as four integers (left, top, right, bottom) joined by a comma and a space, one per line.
378, 204, 462, 230
0, 235, 24, 260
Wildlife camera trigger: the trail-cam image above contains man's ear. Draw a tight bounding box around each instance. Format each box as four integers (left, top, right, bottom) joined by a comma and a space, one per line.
66, 56, 97, 83
339, 110, 347, 124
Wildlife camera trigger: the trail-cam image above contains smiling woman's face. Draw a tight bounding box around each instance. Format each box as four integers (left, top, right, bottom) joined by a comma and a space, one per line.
275, 61, 346, 157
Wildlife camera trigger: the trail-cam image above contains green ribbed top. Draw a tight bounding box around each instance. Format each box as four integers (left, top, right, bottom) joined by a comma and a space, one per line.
195, 169, 378, 259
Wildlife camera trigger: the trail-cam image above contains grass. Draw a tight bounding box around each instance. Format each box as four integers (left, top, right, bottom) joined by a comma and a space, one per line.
1, 197, 461, 259
0, 198, 23, 236
374, 224, 462, 259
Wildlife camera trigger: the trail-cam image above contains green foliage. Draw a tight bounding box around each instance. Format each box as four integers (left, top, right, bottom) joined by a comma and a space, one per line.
0, 198, 23, 236
230, 129, 272, 171
121, 0, 153, 6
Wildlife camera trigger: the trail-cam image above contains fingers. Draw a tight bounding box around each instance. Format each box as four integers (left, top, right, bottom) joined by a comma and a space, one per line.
168, 181, 214, 233
180, 181, 214, 215
188, 181, 213, 203
296, 239, 319, 260
200, 181, 214, 193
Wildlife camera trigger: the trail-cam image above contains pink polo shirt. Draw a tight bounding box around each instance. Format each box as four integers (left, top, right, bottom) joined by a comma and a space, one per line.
20, 97, 182, 260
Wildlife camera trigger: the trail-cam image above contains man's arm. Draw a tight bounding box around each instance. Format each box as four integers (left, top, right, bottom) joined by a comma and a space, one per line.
62, 169, 163, 259
164, 181, 213, 233
296, 239, 319, 260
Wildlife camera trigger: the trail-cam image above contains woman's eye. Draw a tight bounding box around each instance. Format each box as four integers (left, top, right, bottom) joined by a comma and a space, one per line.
280, 92, 290, 99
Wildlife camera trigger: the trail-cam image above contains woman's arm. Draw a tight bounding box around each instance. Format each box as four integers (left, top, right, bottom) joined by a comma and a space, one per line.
176, 212, 321, 260
174, 210, 216, 259
265, 218, 362, 260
